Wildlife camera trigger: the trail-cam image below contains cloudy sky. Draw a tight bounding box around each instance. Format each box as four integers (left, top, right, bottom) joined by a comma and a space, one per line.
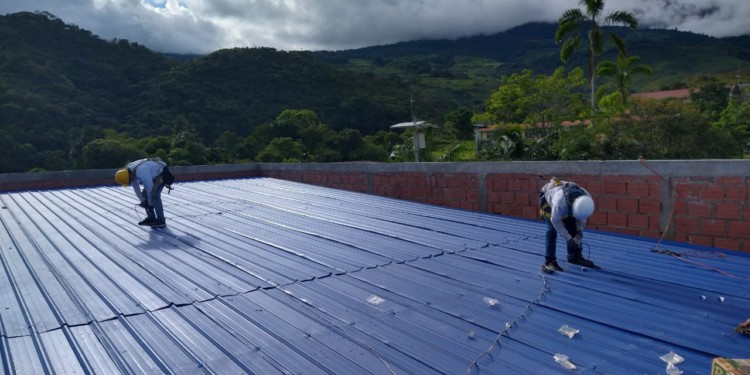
1, 0, 749, 54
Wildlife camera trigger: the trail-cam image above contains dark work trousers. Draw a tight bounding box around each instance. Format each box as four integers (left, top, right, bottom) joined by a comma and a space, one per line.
142, 179, 166, 220
545, 217, 579, 262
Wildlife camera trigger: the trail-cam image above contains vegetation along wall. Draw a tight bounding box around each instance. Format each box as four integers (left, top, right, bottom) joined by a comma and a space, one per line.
1, 160, 748, 253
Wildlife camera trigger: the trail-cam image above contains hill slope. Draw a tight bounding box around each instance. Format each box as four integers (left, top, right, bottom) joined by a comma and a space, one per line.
0, 11, 412, 171
134, 47, 411, 141
317, 22, 750, 107
0, 11, 178, 171
1, 11, 749, 172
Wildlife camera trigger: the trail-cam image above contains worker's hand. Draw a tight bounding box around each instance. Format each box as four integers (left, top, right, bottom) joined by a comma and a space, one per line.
573, 233, 582, 246
139, 200, 148, 208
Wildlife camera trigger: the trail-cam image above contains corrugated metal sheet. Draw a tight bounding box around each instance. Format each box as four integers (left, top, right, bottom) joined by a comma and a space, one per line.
0, 177, 747, 374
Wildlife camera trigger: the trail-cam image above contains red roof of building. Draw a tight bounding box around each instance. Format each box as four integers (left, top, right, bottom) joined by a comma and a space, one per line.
631, 88, 692, 100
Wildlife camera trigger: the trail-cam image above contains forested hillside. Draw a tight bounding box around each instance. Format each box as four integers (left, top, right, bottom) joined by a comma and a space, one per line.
318, 22, 750, 107
0, 11, 412, 172
1, 11, 748, 172
135, 47, 410, 141
0, 11, 177, 171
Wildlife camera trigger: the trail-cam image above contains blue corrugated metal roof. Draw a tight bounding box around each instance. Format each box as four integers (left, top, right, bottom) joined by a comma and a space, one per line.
0, 177, 747, 374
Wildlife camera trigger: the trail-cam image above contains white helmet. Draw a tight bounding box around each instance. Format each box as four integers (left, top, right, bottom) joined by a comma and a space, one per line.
572, 195, 595, 219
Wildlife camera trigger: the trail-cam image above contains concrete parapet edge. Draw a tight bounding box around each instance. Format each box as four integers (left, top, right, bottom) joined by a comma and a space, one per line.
255, 160, 750, 177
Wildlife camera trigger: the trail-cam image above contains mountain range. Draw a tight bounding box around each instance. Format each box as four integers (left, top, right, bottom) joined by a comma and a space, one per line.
318, 21, 750, 108
0, 11, 748, 171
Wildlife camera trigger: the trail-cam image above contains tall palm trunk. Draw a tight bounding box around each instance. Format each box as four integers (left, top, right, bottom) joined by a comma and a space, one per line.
588, 47, 596, 114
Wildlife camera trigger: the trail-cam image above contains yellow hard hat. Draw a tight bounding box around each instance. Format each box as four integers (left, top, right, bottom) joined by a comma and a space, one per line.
115, 169, 130, 186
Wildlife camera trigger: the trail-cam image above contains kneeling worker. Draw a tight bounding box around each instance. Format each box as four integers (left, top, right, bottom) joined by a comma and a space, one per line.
115, 158, 172, 227
539, 177, 598, 272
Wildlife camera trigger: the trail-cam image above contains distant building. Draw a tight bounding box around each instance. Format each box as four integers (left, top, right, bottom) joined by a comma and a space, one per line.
632, 84, 750, 103
631, 88, 693, 101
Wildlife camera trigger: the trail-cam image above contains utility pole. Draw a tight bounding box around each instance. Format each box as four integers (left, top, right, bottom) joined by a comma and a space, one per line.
411, 96, 419, 162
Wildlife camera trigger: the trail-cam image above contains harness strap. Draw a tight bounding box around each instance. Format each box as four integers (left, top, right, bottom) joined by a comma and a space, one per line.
128, 158, 165, 177
564, 182, 586, 210
539, 180, 585, 219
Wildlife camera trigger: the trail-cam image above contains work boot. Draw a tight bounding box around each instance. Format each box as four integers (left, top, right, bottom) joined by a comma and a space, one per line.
568, 256, 600, 269
150, 218, 166, 228
138, 217, 156, 226
542, 260, 564, 273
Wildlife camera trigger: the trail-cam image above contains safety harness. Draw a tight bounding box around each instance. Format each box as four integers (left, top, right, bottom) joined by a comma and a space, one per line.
128, 158, 174, 194
539, 179, 586, 219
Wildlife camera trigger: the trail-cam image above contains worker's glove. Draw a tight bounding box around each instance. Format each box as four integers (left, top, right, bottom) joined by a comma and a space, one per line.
139, 200, 148, 209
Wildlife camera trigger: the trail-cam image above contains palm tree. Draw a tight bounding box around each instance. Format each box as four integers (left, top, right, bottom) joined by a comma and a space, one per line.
555, 0, 638, 113
597, 34, 653, 106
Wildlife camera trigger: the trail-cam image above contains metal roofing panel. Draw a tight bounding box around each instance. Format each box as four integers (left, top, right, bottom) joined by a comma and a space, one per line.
0, 177, 747, 374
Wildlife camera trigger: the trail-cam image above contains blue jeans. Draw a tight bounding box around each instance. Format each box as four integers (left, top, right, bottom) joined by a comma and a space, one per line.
145, 183, 165, 220
545, 217, 579, 262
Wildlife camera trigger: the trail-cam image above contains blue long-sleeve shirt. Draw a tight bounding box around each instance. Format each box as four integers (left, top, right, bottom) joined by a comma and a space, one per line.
540, 179, 590, 241
127, 159, 165, 204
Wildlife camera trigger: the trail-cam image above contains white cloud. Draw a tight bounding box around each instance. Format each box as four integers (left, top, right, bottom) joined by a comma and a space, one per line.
630, 0, 750, 37
1, 0, 748, 54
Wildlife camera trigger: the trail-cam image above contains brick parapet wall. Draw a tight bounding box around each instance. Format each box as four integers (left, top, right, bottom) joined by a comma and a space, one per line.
258, 161, 750, 253
1, 160, 748, 252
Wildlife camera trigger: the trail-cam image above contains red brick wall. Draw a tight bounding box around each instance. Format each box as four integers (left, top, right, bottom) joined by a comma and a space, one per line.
371, 172, 480, 210
486, 173, 539, 218
671, 176, 750, 252
259, 167, 749, 253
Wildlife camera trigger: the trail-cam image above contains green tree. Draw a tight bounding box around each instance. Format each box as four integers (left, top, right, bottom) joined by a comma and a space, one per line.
596, 34, 652, 107
595, 99, 738, 159
251, 109, 322, 148
214, 131, 241, 162
256, 137, 304, 162
477, 127, 525, 161
168, 148, 193, 166
479, 67, 586, 128
715, 100, 750, 156
142, 136, 172, 156
335, 128, 363, 160
690, 76, 730, 120
80, 139, 144, 169
275, 109, 320, 129
68, 125, 105, 168
297, 123, 337, 153
234, 136, 260, 162
444, 108, 475, 140
555, 0, 638, 112
350, 138, 389, 161
169, 130, 207, 165
366, 131, 404, 151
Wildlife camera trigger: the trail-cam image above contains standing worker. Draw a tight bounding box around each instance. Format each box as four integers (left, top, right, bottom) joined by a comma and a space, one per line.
539, 177, 598, 272
115, 158, 174, 228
